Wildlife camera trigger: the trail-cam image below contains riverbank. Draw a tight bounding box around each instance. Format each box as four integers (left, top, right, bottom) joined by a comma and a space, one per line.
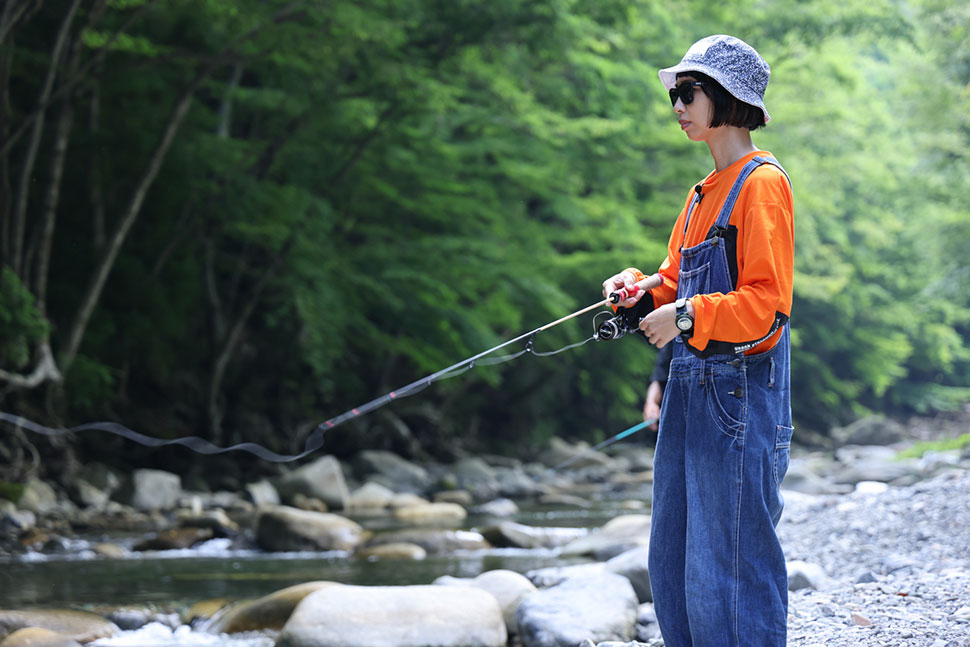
2, 414, 969, 646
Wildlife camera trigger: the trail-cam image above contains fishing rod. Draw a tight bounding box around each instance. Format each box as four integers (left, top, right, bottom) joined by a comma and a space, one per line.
0, 275, 662, 464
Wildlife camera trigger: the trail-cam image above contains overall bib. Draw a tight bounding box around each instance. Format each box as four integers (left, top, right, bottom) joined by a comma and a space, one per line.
648, 157, 793, 647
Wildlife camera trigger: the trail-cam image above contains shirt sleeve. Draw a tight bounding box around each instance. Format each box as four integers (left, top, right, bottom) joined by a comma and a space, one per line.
688, 168, 794, 353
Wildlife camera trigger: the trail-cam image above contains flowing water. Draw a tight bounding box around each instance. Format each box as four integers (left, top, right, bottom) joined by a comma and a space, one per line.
0, 500, 643, 610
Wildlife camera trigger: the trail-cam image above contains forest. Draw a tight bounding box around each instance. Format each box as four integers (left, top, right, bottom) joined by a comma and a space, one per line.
1, 0, 968, 480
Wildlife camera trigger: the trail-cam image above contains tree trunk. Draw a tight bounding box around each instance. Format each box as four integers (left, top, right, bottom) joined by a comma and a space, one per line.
57, 1, 306, 379
10, 0, 83, 276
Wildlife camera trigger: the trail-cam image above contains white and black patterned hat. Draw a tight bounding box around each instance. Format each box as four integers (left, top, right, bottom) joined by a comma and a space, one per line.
659, 35, 771, 124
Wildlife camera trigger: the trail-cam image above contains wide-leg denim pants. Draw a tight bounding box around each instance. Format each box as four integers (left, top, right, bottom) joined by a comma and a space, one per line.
648, 333, 793, 646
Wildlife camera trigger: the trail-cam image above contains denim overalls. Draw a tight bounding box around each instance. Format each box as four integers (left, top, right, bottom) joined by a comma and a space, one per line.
648, 157, 794, 647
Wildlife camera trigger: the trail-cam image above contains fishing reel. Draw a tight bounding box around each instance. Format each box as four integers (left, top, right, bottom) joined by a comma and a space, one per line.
595, 284, 650, 341
593, 314, 639, 341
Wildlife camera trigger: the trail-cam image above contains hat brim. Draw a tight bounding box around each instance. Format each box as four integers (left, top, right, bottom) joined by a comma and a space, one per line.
659, 64, 771, 124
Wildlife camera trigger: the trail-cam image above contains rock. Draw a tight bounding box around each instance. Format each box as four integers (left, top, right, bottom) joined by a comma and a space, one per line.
537, 493, 592, 508
133, 526, 214, 551
471, 498, 519, 517
433, 490, 474, 506
831, 415, 906, 446
364, 529, 490, 555
18, 478, 58, 515
781, 459, 853, 495
202, 582, 338, 633
90, 542, 128, 558
255, 506, 364, 552
526, 563, 608, 589
68, 478, 109, 509
105, 609, 178, 631
276, 584, 507, 647
388, 493, 428, 509
276, 456, 349, 510
0, 610, 118, 643
75, 463, 121, 494
392, 502, 466, 525
605, 546, 652, 603
176, 508, 239, 535
494, 466, 541, 498
560, 515, 651, 559
538, 437, 613, 470
114, 469, 182, 511
787, 560, 830, 591
0, 628, 80, 647
353, 451, 432, 494
347, 482, 395, 510
850, 611, 872, 626
453, 457, 500, 500
184, 599, 232, 626
245, 480, 280, 506
434, 570, 537, 635
355, 542, 427, 560
481, 521, 587, 550
290, 493, 328, 512
515, 572, 638, 647
1, 508, 36, 534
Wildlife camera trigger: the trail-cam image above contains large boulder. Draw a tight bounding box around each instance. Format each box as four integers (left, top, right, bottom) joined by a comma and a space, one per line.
434, 570, 537, 635
114, 469, 181, 511
560, 515, 651, 560
276, 456, 349, 511
516, 573, 638, 647
0, 610, 117, 644
276, 585, 507, 647
202, 582, 338, 633
255, 506, 364, 552
352, 451, 432, 494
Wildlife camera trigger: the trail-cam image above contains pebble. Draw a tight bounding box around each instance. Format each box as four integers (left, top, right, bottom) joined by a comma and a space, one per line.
779, 470, 970, 647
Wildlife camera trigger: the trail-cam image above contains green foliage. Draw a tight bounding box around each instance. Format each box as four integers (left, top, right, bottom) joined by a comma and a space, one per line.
0, 269, 49, 369
897, 432, 970, 459
2, 0, 969, 460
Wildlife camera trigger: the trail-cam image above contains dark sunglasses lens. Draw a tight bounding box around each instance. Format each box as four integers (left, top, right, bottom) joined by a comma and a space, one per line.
669, 84, 693, 106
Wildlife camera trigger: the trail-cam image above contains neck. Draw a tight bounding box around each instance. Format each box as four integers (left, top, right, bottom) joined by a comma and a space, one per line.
706, 127, 758, 172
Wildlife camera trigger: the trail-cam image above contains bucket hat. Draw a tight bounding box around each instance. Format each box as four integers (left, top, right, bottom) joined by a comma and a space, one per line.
659, 35, 771, 124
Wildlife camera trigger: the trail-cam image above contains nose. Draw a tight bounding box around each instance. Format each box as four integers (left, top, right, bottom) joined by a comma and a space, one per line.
673, 98, 686, 113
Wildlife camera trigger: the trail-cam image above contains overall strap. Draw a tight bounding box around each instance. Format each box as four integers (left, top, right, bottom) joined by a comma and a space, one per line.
713, 155, 791, 229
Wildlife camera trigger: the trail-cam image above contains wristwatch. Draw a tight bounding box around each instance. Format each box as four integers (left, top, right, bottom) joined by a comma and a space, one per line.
675, 298, 694, 333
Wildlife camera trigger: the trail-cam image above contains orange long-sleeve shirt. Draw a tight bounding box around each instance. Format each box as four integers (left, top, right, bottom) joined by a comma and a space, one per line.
650, 150, 794, 356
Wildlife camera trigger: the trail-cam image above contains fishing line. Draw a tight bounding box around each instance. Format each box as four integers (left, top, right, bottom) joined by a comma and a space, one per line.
0, 300, 615, 463
0, 277, 660, 465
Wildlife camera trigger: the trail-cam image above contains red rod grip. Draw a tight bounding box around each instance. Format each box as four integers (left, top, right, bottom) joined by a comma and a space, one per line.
609, 284, 639, 304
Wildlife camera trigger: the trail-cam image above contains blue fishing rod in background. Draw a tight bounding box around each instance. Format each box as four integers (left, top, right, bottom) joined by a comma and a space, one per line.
0, 277, 661, 467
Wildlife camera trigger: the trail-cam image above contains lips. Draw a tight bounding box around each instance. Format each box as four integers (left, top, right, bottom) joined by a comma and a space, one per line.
679, 120, 691, 130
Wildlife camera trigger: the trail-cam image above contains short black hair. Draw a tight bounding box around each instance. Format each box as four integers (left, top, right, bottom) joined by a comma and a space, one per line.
676, 71, 766, 131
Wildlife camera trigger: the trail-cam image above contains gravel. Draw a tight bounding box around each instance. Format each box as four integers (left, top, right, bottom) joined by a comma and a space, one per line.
779, 469, 970, 647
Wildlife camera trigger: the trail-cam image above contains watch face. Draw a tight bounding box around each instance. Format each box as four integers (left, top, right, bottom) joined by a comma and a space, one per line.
676, 315, 693, 331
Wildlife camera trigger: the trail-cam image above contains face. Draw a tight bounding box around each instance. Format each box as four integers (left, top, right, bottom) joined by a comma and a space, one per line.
671, 76, 713, 141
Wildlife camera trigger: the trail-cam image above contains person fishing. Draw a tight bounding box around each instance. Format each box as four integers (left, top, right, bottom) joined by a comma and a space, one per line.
602, 35, 795, 646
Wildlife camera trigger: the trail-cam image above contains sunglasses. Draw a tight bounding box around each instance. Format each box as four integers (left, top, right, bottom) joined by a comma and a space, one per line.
669, 81, 704, 107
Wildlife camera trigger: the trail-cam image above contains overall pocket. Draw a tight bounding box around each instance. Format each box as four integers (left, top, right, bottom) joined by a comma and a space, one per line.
677, 261, 711, 300
773, 424, 794, 486
706, 370, 745, 439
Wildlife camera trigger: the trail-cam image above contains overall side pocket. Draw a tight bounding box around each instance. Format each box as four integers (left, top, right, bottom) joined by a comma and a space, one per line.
773, 424, 794, 486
